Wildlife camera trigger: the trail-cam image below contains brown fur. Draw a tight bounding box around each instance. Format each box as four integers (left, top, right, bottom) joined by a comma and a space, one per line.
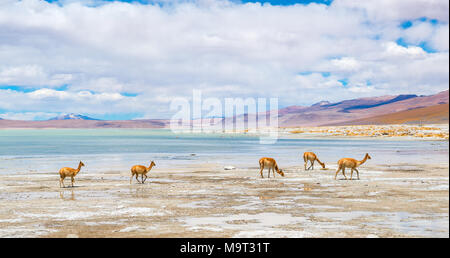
59, 161, 85, 188
303, 152, 325, 170
335, 153, 371, 180
130, 161, 156, 184
259, 157, 285, 178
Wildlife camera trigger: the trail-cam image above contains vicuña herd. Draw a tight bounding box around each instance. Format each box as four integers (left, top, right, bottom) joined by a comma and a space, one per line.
58, 152, 371, 187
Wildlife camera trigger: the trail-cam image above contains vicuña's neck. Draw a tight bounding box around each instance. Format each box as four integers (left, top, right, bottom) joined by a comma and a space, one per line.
316, 159, 324, 166
358, 154, 368, 166
147, 163, 154, 171
76, 163, 82, 173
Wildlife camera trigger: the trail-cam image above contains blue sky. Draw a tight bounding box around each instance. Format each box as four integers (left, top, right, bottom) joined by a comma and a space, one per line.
0, 0, 448, 120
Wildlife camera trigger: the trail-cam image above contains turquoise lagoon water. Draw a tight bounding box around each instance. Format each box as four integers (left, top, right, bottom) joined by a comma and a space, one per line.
0, 129, 448, 174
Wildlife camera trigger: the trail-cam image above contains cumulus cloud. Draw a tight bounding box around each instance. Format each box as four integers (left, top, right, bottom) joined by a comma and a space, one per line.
0, 111, 58, 121
383, 42, 427, 57
430, 24, 450, 51
0, 65, 73, 86
333, 0, 449, 22
0, 0, 448, 120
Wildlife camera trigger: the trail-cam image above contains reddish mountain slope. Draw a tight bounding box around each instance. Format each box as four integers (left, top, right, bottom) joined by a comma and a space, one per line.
330, 103, 449, 125
279, 90, 448, 126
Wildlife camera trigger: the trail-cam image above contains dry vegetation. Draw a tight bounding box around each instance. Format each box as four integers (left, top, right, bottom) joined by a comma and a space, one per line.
285, 124, 449, 140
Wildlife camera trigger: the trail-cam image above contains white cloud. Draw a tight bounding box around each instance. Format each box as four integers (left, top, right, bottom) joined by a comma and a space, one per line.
27, 88, 125, 101
0, 111, 58, 121
348, 85, 375, 93
0, 0, 448, 119
0, 65, 73, 86
333, 0, 449, 22
293, 73, 342, 89
383, 42, 427, 57
430, 24, 450, 51
331, 57, 361, 71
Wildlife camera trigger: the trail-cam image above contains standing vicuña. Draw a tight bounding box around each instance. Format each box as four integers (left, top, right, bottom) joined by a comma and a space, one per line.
303, 152, 325, 170
259, 157, 285, 178
335, 153, 371, 180
130, 161, 156, 184
59, 161, 85, 188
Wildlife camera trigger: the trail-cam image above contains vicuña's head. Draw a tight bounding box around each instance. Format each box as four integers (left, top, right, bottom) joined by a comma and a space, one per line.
150, 160, 156, 167
79, 161, 85, 167
277, 169, 285, 177
366, 153, 371, 159
321, 162, 326, 169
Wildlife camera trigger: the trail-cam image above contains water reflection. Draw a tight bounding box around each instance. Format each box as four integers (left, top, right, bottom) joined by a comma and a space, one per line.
59, 189, 76, 200
128, 184, 150, 198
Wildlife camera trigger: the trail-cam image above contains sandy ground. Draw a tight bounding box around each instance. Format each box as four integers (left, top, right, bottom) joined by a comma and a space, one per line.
0, 161, 448, 238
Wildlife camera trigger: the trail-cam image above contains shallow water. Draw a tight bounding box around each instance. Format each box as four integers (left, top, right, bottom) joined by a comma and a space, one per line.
0, 129, 448, 174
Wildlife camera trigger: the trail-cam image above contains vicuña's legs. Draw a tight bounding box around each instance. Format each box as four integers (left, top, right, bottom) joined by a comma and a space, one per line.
342, 168, 347, 180
354, 168, 360, 180
135, 174, 141, 183
273, 168, 276, 177
143, 174, 148, 183
259, 166, 264, 178
130, 174, 134, 184
304, 159, 307, 170
334, 166, 342, 180
311, 160, 315, 170
60, 177, 65, 188
307, 161, 313, 170
267, 168, 270, 178
71, 177, 74, 187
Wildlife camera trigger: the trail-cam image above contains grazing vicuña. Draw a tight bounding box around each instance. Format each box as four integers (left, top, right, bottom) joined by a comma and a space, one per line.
259, 157, 285, 178
303, 152, 325, 170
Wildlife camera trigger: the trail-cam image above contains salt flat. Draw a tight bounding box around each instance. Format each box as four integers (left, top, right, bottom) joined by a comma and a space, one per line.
0, 162, 448, 238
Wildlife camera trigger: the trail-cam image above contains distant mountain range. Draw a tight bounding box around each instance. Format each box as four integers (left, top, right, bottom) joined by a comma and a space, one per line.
227, 89, 449, 127
48, 113, 99, 121
0, 90, 448, 128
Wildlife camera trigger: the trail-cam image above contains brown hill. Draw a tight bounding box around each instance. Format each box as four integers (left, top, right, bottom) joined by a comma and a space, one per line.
278, 90, 448, 127
330, 103, 449, 125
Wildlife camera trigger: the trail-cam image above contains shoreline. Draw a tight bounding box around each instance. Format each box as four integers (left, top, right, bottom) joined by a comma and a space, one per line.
1, 124, 449, 141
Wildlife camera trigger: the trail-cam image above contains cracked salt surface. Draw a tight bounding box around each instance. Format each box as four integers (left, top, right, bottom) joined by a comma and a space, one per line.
177, 200, 216, 208
181, 212, 308, 236
344, 199, 377, 203
14, 207, 168, 221
368, 213, 449, 238
312, 211, 378, 222
311, 211, 449, 237
234, 229, 315, 238
427, 185, 449, 191
84, 221, 123, 226
0, 224, 58, 238
118, 226, 141, 232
